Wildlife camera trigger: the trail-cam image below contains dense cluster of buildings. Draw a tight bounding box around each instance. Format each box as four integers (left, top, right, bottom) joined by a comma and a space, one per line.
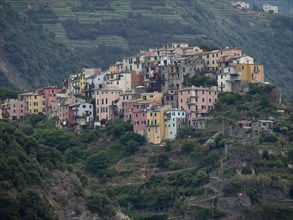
1, 43, 266, 144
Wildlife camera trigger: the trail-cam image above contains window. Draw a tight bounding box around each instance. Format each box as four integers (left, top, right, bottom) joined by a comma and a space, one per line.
83, 105, 86, 108
106, 98, 108, 104
242, 65, 244, 70
102, 99, 104, 105
254, 65, 259, 72
181, 99, 183, 103
202, 98, 205, 102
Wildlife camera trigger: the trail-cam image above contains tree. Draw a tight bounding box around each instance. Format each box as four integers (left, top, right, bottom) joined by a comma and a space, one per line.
85, 152, 111, 177
181, 139, 199, 154
1, 110, 10, 119
87, 193, 115, 217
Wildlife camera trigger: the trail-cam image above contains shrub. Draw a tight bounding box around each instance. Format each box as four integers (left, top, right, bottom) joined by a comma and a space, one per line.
222, 181, 242, 196
181, 139, 199, 154
87, 193, 115, 217
261, 134, 278, 143
157, 153, 169, 169
241, 167, 252, 175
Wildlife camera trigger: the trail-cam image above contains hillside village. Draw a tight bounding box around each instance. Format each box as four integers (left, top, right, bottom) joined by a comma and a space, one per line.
1, 43, 281, 144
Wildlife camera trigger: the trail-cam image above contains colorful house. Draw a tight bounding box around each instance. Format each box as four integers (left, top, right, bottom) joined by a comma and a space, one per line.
146, 105, 172, 144
18, 91, 45, 115
79, 68, 101, 95
109, 62, 123, 73
236, 64, 264, 83
139, 92, 163, 104
95, 84, 123, 121
178, 86, 218, 126
106, 72, 132, 93
165, 109, 186, 140
1, 99, 26, 120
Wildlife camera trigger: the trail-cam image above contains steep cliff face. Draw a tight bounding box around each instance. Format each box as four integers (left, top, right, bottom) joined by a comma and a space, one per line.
43, 170, 130, 220
0, 120, 129, 220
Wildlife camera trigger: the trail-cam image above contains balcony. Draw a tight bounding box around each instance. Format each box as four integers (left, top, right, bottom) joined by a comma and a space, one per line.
187, 100, 196, 105
147, 123, 159, 127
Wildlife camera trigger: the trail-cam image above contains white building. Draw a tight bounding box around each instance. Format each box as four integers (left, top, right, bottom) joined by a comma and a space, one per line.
166, 109, 186, 140
231, 2, 250, 9
106, 72, 132, 93
123, 55, 143, 73
84, 72, 108, 98
263, 4, 278, 13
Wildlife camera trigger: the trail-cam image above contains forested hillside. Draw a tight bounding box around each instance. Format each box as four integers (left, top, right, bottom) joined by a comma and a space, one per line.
1, 0, 293, 99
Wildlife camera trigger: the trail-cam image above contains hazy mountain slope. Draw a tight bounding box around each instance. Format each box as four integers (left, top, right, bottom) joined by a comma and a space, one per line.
3, 0, 293, 99
0, 2, 84, 90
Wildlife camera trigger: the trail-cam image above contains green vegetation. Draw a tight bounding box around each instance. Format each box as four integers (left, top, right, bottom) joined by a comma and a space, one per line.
0, 87, 20, 100
244, 204, 293, 220
0, 2, 84, 89
0, 120, 64, 218
215, 84, 278, 119
183, 75, 217, 87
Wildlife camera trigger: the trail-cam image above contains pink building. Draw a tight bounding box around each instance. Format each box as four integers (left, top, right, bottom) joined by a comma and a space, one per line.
95, 84, 123, 121
123, 100, 137, 122
1, 99, 26, 120
43, 86, 63, 117
178, 86, 218, 126
125, 100, 159, 136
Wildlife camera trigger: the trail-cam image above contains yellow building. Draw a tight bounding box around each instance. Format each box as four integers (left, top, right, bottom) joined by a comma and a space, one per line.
27, 92, 45, 114
79, 68, 101, 95
236, 64, 264, 83
139, 92, 163, 104
147, 105, 171, 144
